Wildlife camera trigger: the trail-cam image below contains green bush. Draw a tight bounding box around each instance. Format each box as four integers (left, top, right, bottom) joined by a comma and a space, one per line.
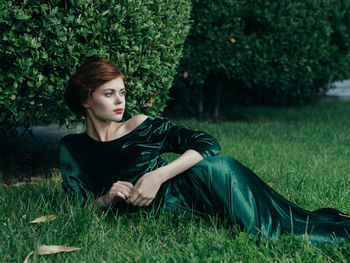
169, 0, 350, 118
0, 0, 191, 133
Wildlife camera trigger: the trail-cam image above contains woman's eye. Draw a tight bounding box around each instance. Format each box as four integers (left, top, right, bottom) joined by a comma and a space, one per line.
120, 91, 126, 96
105, 93, 112, 97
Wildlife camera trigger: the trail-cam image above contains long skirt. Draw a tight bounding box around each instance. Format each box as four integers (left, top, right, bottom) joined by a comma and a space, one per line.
159, 156, 350, 244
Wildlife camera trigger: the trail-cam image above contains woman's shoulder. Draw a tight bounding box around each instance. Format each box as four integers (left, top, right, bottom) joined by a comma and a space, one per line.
125, 114, 149, 131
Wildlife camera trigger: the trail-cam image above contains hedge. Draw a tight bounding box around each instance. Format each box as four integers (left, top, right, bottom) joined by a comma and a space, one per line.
169, 0, 350, 118
0, 0, 191, 133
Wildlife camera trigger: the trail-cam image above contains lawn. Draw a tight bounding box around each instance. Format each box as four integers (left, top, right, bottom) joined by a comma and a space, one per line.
1, 100, 350, 262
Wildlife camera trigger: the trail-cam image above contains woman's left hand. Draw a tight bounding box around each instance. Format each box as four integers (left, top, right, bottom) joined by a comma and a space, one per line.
127, 170, 163, 207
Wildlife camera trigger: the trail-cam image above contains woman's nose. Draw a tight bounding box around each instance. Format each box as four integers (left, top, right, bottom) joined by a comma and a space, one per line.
114, 95, 122, 104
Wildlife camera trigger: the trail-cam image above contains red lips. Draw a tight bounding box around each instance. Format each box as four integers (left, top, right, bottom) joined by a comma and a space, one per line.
114, 108, 123, 114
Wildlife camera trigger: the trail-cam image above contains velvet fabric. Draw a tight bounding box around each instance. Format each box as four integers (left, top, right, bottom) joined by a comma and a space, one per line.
60, 116, 350, 243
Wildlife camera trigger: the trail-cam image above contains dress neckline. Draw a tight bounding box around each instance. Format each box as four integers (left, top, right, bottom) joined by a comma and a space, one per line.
82, 116, 150, 144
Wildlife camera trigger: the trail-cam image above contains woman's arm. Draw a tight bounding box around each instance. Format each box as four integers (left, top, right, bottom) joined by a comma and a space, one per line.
155, 149, 204, 183
127, 149, 204, 207
97, 149, 202, 207
127, 117, 221, 207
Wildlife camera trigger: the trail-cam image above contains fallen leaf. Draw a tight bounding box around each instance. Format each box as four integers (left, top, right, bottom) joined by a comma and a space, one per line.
339, 213, 350, 219
30, 215, 57, 223
36, 245, 82, 255
23, 246, 82, 263
23, 251, 33, 263
267, 182, 275, 187
137, 225, 146, 231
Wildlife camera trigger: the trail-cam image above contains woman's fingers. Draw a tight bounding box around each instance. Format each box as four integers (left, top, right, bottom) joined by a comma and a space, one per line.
116, 191, 128, 200
129, 194, 153, 207
138, 198, 151, 207
130, 195, 145, 206
110, 187, 132, 200
118, 181, 134, 189
111, 184, 132, 196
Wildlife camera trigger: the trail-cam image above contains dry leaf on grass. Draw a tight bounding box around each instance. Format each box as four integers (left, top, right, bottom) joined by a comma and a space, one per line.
137, 225, 146, 231
30, 215, 57, 223
339, 213, 350, 219
23, 251, 34, 263
36, 245, 82, 254
267, 182, 275, 187
23, 245, 82, 263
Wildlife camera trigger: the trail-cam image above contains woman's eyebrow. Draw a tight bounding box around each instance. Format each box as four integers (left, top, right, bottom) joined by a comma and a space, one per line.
103, 87, 125, 91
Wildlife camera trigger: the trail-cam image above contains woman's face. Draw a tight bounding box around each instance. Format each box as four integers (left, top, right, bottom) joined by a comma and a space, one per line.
85, 77, 126, 122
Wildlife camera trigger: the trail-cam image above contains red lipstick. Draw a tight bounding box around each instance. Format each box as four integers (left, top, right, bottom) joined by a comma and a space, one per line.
114, 108, 123, 114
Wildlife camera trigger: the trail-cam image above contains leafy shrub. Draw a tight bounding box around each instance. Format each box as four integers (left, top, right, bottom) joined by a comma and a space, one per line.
0, 0, 191, 176
169, 0, 350, 118
0, 0, 191, 132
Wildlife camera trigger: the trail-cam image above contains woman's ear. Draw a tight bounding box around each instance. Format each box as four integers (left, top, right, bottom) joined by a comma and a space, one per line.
82, 100, 90, 109
82, 103, 89, 109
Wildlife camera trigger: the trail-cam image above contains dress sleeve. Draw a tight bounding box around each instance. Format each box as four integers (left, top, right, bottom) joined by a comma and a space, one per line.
153, 117, 221, 158
59, 139, 87, 203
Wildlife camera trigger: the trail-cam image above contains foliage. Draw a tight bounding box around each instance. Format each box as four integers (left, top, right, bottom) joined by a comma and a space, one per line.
0, 0, 191, 132
169, 0, 350, 118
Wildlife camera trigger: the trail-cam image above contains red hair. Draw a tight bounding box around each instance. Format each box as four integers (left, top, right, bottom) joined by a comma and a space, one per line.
65, 58, 124, 116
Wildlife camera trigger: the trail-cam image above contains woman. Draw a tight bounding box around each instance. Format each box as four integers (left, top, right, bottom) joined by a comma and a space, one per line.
60, 58, 350, 244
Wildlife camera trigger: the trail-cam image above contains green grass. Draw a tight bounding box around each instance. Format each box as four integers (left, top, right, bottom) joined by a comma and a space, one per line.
1, 100, 350, 262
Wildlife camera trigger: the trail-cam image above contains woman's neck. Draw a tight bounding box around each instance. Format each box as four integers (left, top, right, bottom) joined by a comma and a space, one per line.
85, 114, 123, 142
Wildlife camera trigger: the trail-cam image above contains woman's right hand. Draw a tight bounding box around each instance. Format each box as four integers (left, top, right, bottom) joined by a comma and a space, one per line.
99, 181, 134, 207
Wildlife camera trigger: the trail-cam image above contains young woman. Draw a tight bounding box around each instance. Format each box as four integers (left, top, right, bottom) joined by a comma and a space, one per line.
60, 58, 350, 244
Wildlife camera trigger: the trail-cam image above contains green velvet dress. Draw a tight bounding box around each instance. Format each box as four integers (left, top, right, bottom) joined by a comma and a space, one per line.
59, 116, 350, 244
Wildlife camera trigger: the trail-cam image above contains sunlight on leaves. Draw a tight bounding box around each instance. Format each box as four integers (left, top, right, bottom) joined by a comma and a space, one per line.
23, 246, 82, 263
30, 215, 57, 223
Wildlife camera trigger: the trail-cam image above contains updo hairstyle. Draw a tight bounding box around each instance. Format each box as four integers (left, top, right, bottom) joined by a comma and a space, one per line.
64, 58, 124, 117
